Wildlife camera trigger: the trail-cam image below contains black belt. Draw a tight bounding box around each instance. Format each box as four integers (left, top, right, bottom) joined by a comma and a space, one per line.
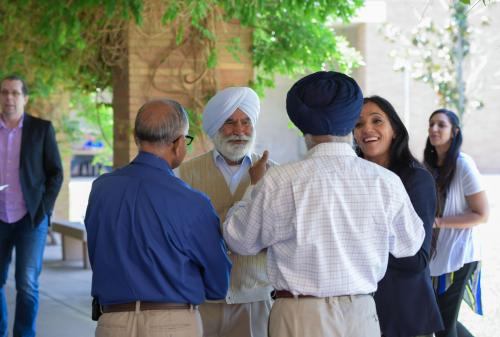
271, 290, 373, 299
102, 301, 194, 313
272, 290, 317, 299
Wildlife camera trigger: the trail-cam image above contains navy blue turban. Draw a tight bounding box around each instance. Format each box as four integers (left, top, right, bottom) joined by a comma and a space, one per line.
286, 71, 363, 136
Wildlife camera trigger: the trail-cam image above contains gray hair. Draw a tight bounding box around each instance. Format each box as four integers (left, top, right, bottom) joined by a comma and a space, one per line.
134, 99, 188, 145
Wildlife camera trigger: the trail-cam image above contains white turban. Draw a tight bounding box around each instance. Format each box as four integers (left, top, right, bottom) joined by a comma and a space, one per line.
202, 87, 260, 138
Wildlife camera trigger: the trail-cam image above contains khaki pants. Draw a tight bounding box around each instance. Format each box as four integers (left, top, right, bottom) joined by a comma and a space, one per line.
199, 301, 272, 337
269, 295, 380, 337
95, 306, 202, 337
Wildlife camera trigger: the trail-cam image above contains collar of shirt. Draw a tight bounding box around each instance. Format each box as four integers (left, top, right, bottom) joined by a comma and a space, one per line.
306, 142, 356, 158
132, 151, 175, 177
0, 113, 24, 130
213, 149, 253, 194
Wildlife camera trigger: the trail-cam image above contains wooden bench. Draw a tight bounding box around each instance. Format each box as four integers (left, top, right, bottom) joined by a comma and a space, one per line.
51, 220, 89, 269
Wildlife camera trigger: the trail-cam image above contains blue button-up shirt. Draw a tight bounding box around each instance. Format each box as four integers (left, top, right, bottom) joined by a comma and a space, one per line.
85, 151, 232, 305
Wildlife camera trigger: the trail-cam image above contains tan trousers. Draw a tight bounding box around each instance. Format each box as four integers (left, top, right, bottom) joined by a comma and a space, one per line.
199, 301, 272, 337
269, 295, 380, 337
95, 306, 202, 337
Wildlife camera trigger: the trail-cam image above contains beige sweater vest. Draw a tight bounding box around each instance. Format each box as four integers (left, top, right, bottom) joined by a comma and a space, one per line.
180, 151, 272, 304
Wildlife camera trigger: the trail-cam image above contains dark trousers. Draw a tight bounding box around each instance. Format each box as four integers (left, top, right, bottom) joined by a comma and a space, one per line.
0, 214, 48, 337
435, 261, 478, 337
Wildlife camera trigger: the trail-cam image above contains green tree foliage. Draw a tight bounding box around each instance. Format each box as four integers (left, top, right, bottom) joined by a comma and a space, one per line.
1, 0, 363, 99
160, 0, 365, 94
0, 0, 364, 152
215, 0, 364, 93
0, 0, 142, 96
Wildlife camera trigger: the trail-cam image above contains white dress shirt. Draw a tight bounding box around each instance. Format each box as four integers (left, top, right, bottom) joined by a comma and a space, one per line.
223, 142, 425, 297
213, 149, 253, 194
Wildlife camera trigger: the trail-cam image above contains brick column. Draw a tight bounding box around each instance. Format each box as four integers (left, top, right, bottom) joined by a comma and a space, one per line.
112, 1, 253, 167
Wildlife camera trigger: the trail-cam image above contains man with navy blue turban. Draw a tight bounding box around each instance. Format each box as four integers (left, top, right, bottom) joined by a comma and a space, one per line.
223, 71, 425, 337
179, 87, 273, 337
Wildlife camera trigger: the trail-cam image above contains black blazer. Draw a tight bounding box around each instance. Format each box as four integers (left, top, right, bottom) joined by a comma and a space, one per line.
374, 165, 444, 337
19, 114, 63, 226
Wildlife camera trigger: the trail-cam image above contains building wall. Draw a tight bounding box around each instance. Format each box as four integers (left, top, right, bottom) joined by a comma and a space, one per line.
256, 76, 306, 164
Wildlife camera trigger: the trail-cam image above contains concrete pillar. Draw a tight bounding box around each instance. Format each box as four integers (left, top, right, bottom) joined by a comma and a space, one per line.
112, 0, 253, 167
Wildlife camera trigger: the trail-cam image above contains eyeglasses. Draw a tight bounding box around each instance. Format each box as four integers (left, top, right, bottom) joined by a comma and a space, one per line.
1, 90, 23, 98
185, 135, 194, 146
174, 134, 194, 146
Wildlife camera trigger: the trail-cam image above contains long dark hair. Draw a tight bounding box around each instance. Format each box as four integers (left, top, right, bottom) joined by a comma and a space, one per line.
355, 95, 421, 174
423, 109, 462, 195
424, 109, 462, 259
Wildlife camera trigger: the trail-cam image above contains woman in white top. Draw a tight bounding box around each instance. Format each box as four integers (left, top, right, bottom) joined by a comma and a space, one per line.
424, 109, 489, 337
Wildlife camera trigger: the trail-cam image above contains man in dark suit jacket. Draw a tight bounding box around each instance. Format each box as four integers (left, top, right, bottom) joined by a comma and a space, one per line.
0, 75, 63, 337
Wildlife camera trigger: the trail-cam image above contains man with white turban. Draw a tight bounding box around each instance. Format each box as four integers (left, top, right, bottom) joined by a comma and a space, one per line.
179, 87, 273, 337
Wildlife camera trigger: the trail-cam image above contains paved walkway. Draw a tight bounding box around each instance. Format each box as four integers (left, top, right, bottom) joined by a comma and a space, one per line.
4, 175, 500, 336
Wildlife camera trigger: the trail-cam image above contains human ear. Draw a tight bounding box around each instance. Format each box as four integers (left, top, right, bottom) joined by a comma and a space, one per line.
172, 137, 182, 156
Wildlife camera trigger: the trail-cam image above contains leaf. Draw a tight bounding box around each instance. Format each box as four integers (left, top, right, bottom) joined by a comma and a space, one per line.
162, 4, 180, 24
105, 0, 116, 17
207, 49, 218, 69
226, 37, 242, 62
176, 24, 185, 45
192, 21, 215, 40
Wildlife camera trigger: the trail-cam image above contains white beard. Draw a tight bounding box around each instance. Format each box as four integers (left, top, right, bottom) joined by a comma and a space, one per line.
213, 132, 255, 163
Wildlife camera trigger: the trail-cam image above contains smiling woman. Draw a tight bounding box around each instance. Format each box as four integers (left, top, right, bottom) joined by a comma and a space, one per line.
353, 101, 395, 168
354, 95, 444, 337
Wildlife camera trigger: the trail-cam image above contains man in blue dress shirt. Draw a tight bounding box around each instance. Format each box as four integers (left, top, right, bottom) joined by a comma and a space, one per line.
85, 99, 232, 337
